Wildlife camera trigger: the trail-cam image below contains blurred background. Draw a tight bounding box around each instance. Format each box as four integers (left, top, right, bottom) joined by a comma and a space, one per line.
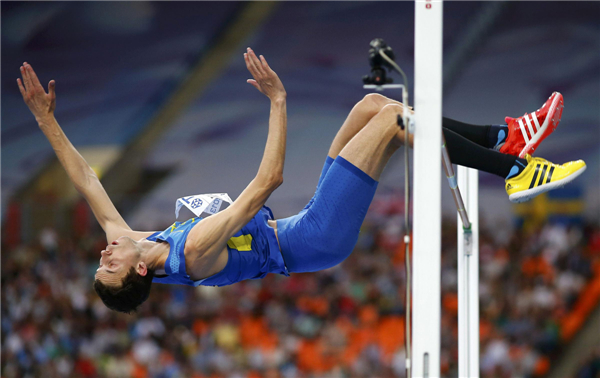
2, 1, 599, 377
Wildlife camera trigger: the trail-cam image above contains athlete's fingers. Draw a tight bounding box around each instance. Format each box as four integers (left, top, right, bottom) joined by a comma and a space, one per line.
244, 53, 257, 81
24, 63, 36, 91
246, 49, 262, 78
26, 64, 44, 91
19, 66, 27, 92
48, 80, 56, 100
21, 64, 32, 92
244, 53, 252, 73
247, 79, 261, 91
247, 48, 265, 76
17, 78, 26, 99
244, 52, 259, 78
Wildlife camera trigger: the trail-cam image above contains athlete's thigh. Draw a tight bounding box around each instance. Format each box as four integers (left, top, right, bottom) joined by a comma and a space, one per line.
339, 103, 405, 180
328, 94, 411, 160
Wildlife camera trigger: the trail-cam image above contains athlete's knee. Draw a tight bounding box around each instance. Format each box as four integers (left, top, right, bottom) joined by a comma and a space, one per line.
360, 93, 401, 113
374, 103, 404, 124
380, 102, 403, 113
362, 93, 387, 108
354, 93, 385, 118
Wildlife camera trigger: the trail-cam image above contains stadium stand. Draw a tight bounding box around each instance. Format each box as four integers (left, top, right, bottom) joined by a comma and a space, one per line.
2, 203, 599, 377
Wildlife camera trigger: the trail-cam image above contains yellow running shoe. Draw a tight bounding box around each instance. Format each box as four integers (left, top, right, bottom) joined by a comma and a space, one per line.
506, 154, 586, 203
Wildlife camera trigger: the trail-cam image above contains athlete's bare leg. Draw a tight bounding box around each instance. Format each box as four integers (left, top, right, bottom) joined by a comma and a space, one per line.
339, 103, 406, 180
328, 93, 412, 159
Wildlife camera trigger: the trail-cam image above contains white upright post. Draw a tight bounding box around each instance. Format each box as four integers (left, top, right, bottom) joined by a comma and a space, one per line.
457, 166, 480, 377
412, 1, 443, 377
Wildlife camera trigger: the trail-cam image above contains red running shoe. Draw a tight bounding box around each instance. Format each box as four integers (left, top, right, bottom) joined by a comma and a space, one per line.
499, 92, 564, 158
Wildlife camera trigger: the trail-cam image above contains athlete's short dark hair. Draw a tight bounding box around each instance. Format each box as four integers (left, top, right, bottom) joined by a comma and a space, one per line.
93, 266, 154, 314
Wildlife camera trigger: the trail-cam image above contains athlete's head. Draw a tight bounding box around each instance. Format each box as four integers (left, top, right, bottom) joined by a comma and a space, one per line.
93, 237, 154, 313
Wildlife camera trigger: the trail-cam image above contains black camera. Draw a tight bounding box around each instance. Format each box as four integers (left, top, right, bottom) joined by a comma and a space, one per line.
362, 38, 396, 85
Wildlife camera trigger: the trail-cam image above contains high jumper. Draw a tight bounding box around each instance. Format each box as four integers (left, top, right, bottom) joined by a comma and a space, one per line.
18, 48, 586, 313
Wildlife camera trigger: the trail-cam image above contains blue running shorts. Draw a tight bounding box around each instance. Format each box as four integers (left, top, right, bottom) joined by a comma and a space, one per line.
276, 156, 378, 273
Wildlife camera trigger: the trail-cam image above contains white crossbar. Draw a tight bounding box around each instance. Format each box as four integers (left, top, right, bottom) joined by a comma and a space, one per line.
412, 1, 443, 377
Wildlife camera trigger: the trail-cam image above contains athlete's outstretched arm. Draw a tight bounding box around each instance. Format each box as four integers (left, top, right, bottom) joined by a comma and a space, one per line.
187, 48, 286, 256
17, 63, 153, 242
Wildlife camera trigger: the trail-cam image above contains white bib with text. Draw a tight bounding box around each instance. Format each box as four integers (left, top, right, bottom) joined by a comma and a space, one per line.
175, 193, 233, 219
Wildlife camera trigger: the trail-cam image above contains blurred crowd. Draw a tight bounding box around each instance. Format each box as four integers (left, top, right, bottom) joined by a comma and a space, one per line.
2, 195, 600, 378
576, 346, 600, 378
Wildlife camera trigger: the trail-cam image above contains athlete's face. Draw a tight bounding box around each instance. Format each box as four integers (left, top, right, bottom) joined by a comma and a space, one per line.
95, 236, 141, 286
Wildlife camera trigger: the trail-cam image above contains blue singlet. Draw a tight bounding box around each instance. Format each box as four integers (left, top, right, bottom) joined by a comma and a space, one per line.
148, 206, 288, 287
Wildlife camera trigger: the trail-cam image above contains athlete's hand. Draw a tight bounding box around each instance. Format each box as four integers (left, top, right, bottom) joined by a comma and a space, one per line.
17, 62, 56, 123
244, 48, 286, 101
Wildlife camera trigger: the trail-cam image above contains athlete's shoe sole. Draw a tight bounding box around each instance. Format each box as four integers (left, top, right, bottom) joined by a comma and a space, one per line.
509, 165, 586, 203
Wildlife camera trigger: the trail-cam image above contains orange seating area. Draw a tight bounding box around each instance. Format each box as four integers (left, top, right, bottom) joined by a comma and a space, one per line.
561, 261, 600, 341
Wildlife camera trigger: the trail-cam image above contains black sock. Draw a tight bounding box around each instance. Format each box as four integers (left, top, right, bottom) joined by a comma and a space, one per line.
443, 128, 527, 179
487, 125, 509, 150
442, 118, 508, 149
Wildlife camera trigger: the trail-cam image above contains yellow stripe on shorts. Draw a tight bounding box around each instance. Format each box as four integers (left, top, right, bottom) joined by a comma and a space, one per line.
227, 234, 253, 251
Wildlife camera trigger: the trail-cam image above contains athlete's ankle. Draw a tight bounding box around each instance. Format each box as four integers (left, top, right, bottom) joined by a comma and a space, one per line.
487, 124, 509, 150
505, 158, 527, 179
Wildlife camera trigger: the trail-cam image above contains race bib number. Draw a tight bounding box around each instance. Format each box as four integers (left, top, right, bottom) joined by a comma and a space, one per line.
175, 193, 233, 219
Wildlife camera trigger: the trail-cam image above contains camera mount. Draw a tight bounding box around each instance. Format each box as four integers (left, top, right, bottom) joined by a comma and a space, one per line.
362, 38, 396, 85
